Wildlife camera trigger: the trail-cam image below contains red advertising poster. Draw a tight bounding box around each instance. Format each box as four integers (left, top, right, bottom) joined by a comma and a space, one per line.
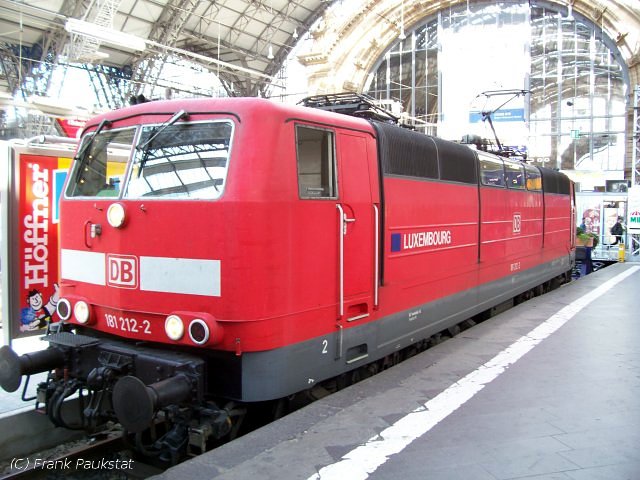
16, 154, 68, 337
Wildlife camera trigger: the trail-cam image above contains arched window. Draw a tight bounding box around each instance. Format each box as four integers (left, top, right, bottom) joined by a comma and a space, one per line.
364, 2, 629, 173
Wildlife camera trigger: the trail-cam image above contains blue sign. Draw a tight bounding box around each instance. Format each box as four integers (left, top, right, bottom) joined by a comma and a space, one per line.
469, 108, 525, 123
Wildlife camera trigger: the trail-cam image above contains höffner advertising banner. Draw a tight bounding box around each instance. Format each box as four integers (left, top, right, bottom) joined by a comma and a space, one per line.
1, 142, 72, 344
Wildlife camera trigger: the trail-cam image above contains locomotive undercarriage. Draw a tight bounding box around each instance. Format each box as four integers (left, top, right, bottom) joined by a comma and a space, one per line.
0, 324, 245, 463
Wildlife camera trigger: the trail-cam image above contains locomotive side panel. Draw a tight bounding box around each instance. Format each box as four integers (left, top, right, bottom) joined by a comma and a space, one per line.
370, 123, 483, 351
235, 119, 342, 349
363, 125, 573, 363
478, 188, 545, 283
540, 168, 573, 266
238, 122, 382, 400
543, 196, 573, 256
373, 179, 481, 354
383, 179, 480, 308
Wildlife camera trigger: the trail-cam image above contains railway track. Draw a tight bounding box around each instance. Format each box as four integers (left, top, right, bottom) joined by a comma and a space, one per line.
0, 428, 164, 479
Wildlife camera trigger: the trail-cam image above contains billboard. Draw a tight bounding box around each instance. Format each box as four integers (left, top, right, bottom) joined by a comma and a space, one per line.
1, 142, 74, 344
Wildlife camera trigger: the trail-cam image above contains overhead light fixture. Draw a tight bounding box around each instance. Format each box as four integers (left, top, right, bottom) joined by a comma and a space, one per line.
26, 96, 94, 119
27, 96, 74, 116
140, 39, 282, 86
267, 44, 274, 60
293, 28, 299, 39
65, 18, 146, 52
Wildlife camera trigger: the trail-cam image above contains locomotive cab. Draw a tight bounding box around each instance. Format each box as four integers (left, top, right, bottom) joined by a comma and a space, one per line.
0, 97, 383, 458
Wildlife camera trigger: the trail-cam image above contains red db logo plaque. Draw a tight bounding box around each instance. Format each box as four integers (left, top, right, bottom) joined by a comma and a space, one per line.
107, 254, 138, 289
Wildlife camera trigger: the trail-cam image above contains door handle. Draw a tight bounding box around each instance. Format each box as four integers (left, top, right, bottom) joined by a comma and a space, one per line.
336, 204, 358, 319
342, 213, 355, 234
336, 204, 346, 317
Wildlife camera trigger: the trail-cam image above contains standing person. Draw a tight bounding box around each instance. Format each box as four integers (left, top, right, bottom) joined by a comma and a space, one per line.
610, 216, 624, 245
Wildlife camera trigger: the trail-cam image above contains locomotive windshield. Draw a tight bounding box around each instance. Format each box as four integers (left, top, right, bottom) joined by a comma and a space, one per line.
66, 119, 233, 200
66, 127, 135, 197
125, 121, 232, 199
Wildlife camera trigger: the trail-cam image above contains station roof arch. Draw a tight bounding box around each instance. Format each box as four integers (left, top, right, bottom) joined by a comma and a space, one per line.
0, 0, 638, 107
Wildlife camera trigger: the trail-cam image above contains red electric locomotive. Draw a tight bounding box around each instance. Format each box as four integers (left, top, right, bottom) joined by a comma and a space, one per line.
0, 94, 575, 457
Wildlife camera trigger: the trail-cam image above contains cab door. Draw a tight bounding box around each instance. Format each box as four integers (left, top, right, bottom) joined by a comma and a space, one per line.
336, 132, 376, 322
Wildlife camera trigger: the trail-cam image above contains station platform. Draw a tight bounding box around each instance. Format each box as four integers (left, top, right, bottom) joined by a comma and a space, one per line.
153, 262, 640, 480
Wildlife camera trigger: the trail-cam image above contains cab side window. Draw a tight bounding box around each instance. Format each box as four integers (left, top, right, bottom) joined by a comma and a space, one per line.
525, 165, 542, 191
479, 154, 505, 187
505, 162, 525, 189
296, 125, 337, 198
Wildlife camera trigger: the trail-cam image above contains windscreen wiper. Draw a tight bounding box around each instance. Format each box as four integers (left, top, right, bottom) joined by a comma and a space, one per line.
74, 119, 113, 160
136, 109, 189, 153
136, 110, 189, 178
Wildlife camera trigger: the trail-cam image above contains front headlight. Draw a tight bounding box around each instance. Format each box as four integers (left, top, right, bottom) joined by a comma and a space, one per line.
107, 203, 126, 228
73, 301, 91, 324
165, 315, 184, 341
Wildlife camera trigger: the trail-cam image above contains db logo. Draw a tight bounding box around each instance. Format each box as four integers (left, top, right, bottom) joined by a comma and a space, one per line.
513, 213, 522, 234
107, 254, 138, 289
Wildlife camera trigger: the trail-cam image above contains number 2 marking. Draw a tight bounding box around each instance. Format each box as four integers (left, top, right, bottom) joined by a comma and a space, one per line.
321, 339, 328, 354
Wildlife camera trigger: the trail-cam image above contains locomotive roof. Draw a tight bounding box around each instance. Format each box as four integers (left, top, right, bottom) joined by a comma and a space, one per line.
78, 96, 572, 191
80, 97, 376, 137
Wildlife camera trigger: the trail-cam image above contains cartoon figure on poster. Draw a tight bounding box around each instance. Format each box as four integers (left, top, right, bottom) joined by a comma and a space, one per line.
19, 283, 59, 332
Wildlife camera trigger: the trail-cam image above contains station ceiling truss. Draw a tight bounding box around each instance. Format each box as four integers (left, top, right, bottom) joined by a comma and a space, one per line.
0, 0, 329, 109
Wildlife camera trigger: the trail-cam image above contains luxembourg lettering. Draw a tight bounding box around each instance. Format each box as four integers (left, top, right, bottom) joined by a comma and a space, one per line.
391, 230, 452, 252
23, 163, 50, 289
